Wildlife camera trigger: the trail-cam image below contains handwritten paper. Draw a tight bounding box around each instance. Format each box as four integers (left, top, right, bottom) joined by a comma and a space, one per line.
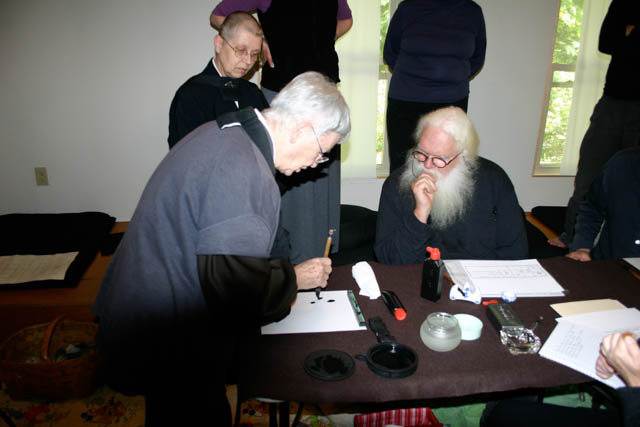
0, 252, 78, 285
444, 259, 565, 297
261, 290, 367, 335
539, 308, 640, 388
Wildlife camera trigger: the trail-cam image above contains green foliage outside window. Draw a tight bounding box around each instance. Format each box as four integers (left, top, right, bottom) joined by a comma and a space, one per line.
540, 0, 584, 166
376, 0, 391, 164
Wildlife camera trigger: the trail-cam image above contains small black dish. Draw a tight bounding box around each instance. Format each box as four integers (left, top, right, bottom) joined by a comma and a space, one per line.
303, 349, 356, 381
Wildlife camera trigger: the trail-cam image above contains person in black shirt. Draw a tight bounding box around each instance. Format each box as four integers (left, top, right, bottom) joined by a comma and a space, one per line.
550, 0, 640, 249
167, 11, 268, 149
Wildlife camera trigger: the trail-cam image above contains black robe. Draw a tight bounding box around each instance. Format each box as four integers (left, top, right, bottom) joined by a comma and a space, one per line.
167, 60, 269, 148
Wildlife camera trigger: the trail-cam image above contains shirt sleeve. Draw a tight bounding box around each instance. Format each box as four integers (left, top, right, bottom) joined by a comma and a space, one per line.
197, 254, 297, 326
383, 4, 404, 70
212, 0, 270, 16
598, 0, 639, 56
338, 0, 353, 20
469, 7, 487, 77
619, 387, 640, 427
570, 173, 608, 252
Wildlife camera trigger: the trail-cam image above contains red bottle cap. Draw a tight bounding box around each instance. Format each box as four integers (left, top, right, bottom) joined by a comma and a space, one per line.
394, 308, 407, 321
426, 246, 441, 260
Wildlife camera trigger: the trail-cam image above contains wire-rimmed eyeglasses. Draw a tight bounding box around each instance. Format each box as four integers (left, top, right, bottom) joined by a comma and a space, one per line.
221, 36, 260, 61
412, 150, 461, 168
311, 126, 330, 164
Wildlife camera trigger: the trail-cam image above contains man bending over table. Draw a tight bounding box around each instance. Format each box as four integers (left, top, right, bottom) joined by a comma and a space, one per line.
93, 72, 350, 426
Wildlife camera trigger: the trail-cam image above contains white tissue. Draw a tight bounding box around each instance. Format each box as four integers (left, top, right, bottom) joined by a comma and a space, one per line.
351, 261, 381, 299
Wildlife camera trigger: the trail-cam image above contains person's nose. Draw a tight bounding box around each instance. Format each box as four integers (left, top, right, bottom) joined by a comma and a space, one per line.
240, 54, 253, 66
425, 157, 436, 169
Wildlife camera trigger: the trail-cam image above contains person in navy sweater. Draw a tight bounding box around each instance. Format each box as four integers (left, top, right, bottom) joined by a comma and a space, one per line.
383, 0, 486, 173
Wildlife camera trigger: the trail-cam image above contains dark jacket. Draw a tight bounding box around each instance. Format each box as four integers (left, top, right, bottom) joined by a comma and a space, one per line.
375, 157, 528, 265
570, 147, 640, 259
168, 60, 269, 148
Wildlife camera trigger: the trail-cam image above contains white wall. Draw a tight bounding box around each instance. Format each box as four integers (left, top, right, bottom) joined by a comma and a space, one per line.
0, 0, 573, 219
471, 0, 573, 211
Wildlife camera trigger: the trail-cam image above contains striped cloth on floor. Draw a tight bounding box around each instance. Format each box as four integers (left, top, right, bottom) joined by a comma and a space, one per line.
354, 408, 442, 427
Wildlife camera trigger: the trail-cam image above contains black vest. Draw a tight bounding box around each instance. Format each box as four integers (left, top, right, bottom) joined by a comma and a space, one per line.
258, 0, 339, 91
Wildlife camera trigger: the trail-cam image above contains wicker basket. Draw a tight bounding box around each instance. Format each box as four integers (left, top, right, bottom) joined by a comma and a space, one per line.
0, 316, 101, 400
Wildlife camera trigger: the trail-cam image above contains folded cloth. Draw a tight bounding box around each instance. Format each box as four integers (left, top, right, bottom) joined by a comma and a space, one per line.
351, 261, 381, 299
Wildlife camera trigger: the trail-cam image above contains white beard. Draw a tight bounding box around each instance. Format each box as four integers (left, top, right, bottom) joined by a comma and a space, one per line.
399, 157, 477, 230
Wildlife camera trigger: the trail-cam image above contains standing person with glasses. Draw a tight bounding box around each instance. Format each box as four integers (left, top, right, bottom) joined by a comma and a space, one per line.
375, 107, 527, 265
168, 11, 268, 149
209, 0, 353, 266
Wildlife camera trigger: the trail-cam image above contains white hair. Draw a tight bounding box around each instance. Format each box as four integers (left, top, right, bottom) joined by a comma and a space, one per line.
263, 72, 351, 143
413, 106, 478, 159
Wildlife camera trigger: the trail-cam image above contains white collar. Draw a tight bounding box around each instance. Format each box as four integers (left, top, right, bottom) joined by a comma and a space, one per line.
254, 109, 276, 163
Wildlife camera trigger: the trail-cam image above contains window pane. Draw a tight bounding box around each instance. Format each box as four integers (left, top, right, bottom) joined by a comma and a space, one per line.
536, 0, 584, 171
553, 0, 584, 64
552, 71, 575, 85
377, 79, 388, 165
541, 86, 574, 165
377, 0, 391, 166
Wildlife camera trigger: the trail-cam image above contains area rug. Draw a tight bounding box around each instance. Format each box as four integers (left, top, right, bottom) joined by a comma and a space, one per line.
0, 384, 145, 427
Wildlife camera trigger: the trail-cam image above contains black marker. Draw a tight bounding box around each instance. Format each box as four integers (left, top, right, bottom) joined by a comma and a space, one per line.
381, 290, 407, 321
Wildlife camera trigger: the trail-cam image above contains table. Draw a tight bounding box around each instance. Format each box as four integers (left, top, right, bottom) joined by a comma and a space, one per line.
244, 257, 640, 404
0, 222, 127, 344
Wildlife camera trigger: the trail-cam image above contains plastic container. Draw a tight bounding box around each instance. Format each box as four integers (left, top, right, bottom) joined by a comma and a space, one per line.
419, 312, 461, 352
454, 314, 483, 340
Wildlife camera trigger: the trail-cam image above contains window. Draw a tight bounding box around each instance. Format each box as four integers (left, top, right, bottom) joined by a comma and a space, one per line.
376, 0, 399, 176
534, 0, 610, 176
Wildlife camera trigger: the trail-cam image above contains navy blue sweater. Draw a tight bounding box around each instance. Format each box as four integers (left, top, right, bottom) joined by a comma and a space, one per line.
571, 147, 640, 259
383, 0, 486, 103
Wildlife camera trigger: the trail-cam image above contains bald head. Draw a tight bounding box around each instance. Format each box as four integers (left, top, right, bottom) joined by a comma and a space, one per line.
219, 11, 263, 40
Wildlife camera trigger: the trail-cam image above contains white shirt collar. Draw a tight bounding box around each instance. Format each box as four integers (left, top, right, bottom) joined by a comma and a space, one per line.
254, 109, 276, 163
211, 57, 222, 76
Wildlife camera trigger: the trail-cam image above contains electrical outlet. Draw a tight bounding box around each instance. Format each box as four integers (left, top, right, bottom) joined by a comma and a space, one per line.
35, 167, 49, 186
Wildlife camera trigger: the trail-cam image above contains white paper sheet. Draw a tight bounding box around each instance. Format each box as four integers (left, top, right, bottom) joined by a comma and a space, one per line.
0, 252, 79, 284
443, 259, 565, 298
551, 299, 626, 317
623, 257, 640, 272
539, 308, 640, 389
261, 290, 367, 335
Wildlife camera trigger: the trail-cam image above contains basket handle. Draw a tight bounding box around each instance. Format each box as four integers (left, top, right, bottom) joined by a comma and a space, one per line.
40, 315, 65, 363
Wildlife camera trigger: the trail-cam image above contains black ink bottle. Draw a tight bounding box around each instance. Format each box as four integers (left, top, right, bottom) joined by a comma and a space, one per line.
421, 246, 443, 301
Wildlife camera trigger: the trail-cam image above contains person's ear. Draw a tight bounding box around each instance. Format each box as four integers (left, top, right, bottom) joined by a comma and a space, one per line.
289, 122, 311, 145
214, 34, 223, 55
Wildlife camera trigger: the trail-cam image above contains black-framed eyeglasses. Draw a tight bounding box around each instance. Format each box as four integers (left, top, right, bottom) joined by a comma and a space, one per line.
412, 150, 461, 168
311, 126, 329, 164
221, 36, 260, 61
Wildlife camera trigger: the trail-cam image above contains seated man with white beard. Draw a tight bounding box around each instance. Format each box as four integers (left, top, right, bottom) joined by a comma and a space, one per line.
375, 107, 528, 265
